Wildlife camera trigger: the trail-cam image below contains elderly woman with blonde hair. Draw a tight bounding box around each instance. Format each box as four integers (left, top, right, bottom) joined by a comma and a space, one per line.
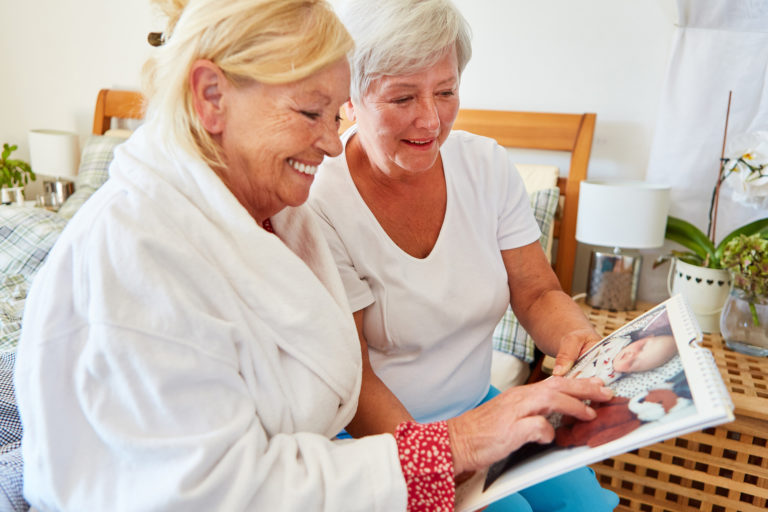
309, 0, 619, 510
16, 0, 612, 510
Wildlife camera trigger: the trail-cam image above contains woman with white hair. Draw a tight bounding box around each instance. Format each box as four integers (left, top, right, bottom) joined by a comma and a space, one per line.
310, 0, 619, 510
14, 0, 612, 510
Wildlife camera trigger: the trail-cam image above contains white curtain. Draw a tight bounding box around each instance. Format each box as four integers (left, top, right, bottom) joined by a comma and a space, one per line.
641, 0, 768, 302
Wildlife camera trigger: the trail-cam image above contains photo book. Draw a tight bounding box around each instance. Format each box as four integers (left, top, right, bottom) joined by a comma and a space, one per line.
455, 293, 735, 512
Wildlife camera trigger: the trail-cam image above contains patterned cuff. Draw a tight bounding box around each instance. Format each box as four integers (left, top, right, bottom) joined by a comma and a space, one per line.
394, 421, 454, 512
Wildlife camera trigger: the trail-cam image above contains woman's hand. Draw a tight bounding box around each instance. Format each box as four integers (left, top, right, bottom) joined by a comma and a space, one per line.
446, 377, 613, 475
551, 328, 602, 376
500, 245, 602, 376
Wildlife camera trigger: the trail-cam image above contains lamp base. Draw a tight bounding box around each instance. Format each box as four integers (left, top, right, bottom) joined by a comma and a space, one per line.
43, 178, 75, 208
585, 251, 641, 311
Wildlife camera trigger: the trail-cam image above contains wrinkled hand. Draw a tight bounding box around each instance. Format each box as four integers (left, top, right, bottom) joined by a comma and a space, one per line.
446, 377, 613, 475
551, 328, 602, 376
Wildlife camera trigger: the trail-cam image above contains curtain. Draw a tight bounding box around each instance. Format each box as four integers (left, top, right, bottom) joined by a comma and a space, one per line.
641, 0, 768, 302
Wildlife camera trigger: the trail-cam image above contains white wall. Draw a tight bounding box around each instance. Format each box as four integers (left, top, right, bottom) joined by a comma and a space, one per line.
0, 0, 160, 159
0, 0, 678, 299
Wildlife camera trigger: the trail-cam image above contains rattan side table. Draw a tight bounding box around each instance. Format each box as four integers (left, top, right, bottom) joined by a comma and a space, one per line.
581, 302, 768, 512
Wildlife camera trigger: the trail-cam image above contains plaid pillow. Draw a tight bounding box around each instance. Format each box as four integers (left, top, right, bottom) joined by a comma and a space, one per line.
57, 135, 127, 220
493, 187, 559, 363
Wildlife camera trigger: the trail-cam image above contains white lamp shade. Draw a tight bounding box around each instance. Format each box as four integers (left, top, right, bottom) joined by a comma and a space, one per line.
28, 129, 80, 179
576, 180, 671, 249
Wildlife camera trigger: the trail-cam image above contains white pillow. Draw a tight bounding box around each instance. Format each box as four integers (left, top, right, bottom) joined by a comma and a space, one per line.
516, 163, 559, 193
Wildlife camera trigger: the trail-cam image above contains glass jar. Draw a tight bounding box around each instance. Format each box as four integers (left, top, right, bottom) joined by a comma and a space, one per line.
720, 284, 768, 357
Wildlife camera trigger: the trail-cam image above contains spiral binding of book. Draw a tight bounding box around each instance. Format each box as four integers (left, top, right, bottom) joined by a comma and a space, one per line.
692, 345, 735, 410
678, 293, 704, 345
677, 294, 734, 411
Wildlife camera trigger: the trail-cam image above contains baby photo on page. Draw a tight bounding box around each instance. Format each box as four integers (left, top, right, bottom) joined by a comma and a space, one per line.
554, 307, 693, 449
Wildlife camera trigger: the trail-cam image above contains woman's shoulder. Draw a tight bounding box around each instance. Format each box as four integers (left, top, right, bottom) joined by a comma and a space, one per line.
445, 129, 505, 154
442, 129, 513, 191
310, 133, 357, 212
443, 130, 509, 170
310, 152, 352, 207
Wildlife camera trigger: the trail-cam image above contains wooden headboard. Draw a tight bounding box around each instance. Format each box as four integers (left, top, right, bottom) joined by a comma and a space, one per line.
452, 110, 596, 295
92, 89, 145, 135
92, 89, 596, 294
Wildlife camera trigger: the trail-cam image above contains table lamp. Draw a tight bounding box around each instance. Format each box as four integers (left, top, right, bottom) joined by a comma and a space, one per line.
576, 180, 670, 310
28, 129, 80, 207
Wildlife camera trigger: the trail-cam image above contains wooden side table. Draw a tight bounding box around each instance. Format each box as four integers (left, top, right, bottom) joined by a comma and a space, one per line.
581, 302, 768, 512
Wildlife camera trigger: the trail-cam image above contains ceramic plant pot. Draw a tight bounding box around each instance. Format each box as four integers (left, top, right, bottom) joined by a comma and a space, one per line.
0, 186, 24, 205
668, 258, 731, 334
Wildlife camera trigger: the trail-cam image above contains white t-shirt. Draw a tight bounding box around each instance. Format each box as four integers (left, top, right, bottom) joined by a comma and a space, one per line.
309, 128, 540, 422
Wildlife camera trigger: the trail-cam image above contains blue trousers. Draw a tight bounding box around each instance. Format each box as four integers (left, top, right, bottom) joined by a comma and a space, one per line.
480, 386, 618, 512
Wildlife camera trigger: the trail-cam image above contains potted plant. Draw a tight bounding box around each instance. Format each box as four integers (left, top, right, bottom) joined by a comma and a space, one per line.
661, 216, 768, 269
655, 129, 768, 334
0, 143, 36, 204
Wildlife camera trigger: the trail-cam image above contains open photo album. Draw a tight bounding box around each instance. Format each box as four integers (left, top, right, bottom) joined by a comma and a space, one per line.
456, 293, 735, 512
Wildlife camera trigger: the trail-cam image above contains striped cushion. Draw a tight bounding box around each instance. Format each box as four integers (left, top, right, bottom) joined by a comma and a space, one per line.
492, 187, 559, 363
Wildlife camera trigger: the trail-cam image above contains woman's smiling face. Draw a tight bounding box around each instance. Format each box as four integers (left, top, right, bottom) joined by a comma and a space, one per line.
349, 47, 460, 178
216, 58, 351, 221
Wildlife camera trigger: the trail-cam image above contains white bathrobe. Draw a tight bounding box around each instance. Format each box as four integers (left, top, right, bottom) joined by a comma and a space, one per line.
15, 122, 407, 511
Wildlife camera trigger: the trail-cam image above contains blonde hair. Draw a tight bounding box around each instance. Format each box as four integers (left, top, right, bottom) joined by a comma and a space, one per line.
338, 0, 472, 102
143, 0, 353, 169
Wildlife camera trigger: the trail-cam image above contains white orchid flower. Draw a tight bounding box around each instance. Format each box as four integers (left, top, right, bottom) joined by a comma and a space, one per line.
721, 131, 768, 209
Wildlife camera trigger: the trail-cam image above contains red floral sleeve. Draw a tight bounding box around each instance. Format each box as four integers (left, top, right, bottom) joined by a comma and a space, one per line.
394, 421, 455, 511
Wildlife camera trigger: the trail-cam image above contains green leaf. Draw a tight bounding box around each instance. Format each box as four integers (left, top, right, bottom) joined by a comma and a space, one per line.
664, 216, 716, 263
0, 143, 34, 188
714, 217, 768, 261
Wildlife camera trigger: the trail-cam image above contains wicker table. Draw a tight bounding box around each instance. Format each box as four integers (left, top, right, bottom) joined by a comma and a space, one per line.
582, 302, 768, 512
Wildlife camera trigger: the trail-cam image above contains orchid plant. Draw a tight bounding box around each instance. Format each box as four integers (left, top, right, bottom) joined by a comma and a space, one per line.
656, 130, 768, 270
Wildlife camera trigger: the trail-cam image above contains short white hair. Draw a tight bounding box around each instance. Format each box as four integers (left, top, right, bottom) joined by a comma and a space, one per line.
338, 0, 472, 101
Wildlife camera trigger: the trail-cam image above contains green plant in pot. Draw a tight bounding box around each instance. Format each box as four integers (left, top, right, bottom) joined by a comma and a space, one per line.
659, 216, 768, 269
719, 233, 768, 355
654, 216, 768, 334
0, 143, 36, 204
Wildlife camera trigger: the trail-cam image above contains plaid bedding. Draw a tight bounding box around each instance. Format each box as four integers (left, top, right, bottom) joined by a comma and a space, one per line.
492, 187, 559, 363
0, 352, 24, 512
0, 206, 66, 279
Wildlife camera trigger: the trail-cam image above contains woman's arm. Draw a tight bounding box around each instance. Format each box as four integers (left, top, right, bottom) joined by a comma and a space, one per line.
344, 309, 415, 437
501, 242, 601, 376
